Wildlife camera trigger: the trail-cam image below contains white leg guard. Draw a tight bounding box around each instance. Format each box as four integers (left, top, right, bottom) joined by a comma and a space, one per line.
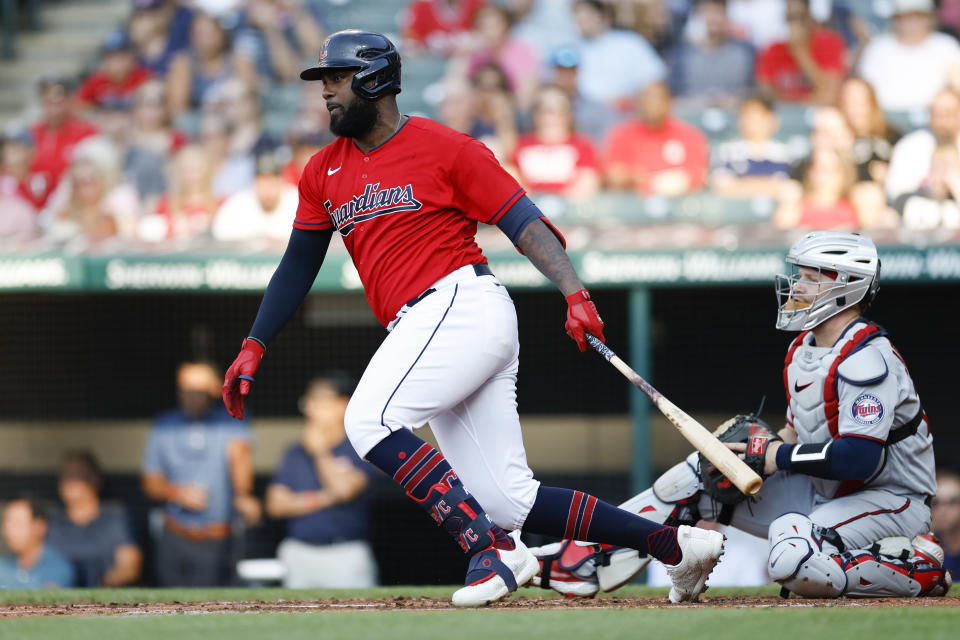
767, 513, 846, 597
839, 552, 925, 597
530, 455, 703, 596
596, 455, 703, 592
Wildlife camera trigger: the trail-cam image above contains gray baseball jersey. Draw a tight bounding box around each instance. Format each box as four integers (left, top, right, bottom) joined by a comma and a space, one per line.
784, 319, 936, 499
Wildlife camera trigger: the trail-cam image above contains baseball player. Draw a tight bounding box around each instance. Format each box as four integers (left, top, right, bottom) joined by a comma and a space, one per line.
221, 30, 725, 607
529, 231, 953, 599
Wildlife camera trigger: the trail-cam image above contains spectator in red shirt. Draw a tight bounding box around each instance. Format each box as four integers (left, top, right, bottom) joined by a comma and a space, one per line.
29, 77, 99, 207
507, 85, 601, 199
755, 0, 845, 103
604, 81, 710, 196
773, 147, 860, 229
75, 30, 153, 112
0, 127, 49, 211
403, 0, 486, 55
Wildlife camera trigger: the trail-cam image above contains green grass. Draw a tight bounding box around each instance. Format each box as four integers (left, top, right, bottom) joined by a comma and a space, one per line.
3, 607, 959, 640
1, 586, 956, 640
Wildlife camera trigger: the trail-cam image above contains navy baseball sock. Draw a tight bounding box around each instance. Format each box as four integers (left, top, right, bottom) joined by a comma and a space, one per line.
365, 429, 514, 554
524, 486, 682, 565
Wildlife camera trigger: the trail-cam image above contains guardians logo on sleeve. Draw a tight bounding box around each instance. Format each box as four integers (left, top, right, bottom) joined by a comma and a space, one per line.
324, 182, 423, 236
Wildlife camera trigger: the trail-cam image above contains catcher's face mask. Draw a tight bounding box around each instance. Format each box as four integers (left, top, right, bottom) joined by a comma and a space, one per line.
775, 265, 843, 331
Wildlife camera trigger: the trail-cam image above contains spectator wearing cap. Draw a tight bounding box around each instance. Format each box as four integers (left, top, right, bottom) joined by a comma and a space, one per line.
604, 81, 710, 196
669, 0, 755, 109
506, 85, 601, 199
137, 144, 220, 242
403, 0, 486, 55
28, 77, 98, 208
211, 150, 298, 243
141, 361, 260, 587
755, 0, 846, 104
266, 374, 378, 589
128, 0, 195, 76
858, 0, 960, 112
40, 136, 141, 247
75, 30, 153, 112
571, 0, 667, 107
47, 451, 143, 587
886, 88, 960, 201
125, 79, 190, 205
710, 95, 793, 199
0, 498, 75, 589
166, 12, 255, 116
548, 45, 622, 144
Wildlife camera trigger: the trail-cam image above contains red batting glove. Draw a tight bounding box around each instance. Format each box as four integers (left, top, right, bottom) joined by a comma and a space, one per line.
564, 289, 605, 352
222, 338, 265, 419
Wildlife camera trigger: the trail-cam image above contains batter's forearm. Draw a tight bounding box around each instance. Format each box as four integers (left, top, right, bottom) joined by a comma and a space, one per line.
248, 228, 332, 345
516, 219, 584, 296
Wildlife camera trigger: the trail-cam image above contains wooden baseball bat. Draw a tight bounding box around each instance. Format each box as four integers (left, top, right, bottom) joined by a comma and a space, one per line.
585, 334, 763, 497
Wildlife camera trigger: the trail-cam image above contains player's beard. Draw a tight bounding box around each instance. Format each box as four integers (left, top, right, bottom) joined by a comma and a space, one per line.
329, 96, 380, 139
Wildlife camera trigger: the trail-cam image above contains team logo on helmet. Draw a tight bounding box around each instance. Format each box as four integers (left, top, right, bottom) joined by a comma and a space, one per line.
851, 393, 884, 425
324, 182, 423, 236
319, 37, 330, 59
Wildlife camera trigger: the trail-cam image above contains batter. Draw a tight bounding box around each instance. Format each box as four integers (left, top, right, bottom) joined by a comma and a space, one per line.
530, 232, 952, 599
221, 30, 724, 607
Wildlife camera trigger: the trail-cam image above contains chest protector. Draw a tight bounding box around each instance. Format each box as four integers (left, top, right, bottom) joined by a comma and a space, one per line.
784, 322, 886, 441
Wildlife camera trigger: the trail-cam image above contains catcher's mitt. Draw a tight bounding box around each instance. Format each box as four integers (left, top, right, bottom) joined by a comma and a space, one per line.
700, 414, 780, 505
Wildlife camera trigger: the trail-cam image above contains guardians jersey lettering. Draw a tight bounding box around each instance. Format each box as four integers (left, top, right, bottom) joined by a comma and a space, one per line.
325, 182, 423, 235
294, 116, 527, 326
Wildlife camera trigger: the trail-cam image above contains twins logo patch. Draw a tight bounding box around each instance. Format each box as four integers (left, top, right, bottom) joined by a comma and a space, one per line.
851, 393, 884, 425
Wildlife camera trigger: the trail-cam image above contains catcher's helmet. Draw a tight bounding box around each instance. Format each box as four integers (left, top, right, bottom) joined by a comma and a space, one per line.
300, 29, 401, 101
774, 231, 881, 331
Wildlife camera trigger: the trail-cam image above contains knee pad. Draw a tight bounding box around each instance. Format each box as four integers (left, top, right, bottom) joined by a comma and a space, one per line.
767, 513, 846, 597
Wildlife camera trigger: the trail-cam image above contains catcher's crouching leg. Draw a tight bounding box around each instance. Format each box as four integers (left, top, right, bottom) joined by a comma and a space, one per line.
768, 515, 953, 598
529, 454, 703, 596
767, 513, 846, 597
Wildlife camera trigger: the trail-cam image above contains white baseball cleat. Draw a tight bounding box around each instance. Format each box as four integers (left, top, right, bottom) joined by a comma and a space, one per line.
664, 525, 725, 603
452, 531, 539, 607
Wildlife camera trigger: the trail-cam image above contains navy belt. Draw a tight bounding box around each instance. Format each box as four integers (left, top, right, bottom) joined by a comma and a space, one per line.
404, 264, 493, 308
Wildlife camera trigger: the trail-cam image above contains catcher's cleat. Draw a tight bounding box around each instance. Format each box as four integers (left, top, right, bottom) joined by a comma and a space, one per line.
664, 525, 725, 603
528, 540, 600, 597
529, 540, 651, 597
452, 530, 539, 607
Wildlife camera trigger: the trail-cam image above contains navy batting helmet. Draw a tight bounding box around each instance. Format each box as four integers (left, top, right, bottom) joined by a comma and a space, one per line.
300, 29, 402, 101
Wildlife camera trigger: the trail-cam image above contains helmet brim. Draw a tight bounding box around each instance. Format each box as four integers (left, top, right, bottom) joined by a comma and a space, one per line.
299, 62, 362, 82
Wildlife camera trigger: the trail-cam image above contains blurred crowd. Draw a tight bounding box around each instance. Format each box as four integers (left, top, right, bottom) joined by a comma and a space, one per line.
4, 0, 960, 252
0, 363, 379, 589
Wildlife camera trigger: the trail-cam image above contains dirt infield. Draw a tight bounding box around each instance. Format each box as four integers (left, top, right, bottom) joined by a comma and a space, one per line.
1, 594, 958, 617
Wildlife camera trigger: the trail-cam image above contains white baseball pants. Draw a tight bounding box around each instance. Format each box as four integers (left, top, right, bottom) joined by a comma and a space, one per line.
344, 265, 540, 531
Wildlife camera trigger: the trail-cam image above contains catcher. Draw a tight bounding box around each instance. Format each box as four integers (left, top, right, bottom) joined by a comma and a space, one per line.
529, 231, 952, 599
